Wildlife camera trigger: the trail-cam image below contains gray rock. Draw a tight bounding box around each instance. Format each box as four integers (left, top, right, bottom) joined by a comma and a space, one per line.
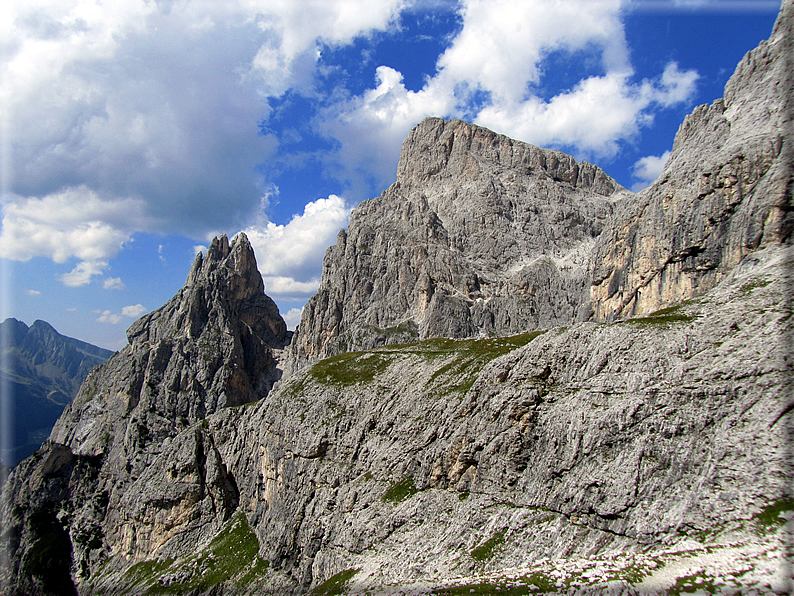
288, 117, 623, 370
0, 232, 289, 594
588, 0, 793, 321
1, 2, 792, 595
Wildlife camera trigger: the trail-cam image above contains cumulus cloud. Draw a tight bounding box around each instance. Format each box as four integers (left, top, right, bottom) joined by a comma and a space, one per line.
243, 195, 352, 300
631, 150, 671, 191
282, 307, 304, 330
319, 66, 454, 193
318, 0, 699, 191
26, 290, 41, 297
96, 310, 122, 324
121, 304, 146, 318
95, 303, 146, 324
61, 261, 110, 287
0, 186, 148, 285
103, 277, 125, 290
0, 187, 143, 263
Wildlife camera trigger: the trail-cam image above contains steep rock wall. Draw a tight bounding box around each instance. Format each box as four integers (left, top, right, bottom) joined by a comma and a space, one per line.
290, 118, 623, 367
0, 233, 289, 595
588, 0, 793, 320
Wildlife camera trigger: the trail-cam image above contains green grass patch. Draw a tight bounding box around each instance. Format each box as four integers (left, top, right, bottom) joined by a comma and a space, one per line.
422, 332, 545, 396
626, 304, 696, 326
119, 513, 268, 594
382, 476, 419, 503
754, 497, 794, 533
309, 351, 393, 387
311, 568, 361, 595
470, 529, 506, 562
434, 570, 557, 595
740, 277, 772, 295
434, 582, 533, 595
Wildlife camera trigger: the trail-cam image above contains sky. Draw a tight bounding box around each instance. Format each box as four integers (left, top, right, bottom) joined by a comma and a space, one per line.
0, 0, 782, 351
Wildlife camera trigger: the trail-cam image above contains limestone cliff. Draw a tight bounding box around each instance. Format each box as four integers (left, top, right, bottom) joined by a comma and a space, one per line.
588, 1, 793, 320
290, 0, 793, 367
1, 233, 289, 595
1, 2, 793, 595
289, 118, 623, 366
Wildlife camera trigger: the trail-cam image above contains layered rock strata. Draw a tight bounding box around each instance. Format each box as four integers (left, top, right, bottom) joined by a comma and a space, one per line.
588, 1, 793, 320
79, 243, 794, 595
290, 0, 793, 368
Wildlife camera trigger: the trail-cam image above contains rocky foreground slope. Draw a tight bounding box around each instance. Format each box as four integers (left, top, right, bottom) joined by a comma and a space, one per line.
1, 2, 793, 595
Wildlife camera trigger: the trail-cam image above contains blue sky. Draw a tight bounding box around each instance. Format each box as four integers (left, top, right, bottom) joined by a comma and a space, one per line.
0, 0, 782, 350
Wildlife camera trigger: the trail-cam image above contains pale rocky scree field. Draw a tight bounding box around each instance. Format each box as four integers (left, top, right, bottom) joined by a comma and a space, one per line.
1, 1, 792, 595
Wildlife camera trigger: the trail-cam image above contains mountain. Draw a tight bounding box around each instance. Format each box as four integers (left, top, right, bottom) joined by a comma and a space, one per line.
1, 2, 792, 595
288, 117, 624, 369
0, 318, 113, 465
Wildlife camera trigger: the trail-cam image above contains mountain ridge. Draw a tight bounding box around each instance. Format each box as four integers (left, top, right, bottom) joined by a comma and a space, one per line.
0, 317, 113, 465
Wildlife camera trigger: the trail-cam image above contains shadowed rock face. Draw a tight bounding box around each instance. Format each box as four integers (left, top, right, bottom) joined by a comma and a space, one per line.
289, 118, 624, 368
0, 233, 289, 595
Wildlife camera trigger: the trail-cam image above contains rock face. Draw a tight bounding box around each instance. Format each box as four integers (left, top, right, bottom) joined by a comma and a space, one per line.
289, 117, 623, 366
0, 318, 113, 465
290, 0, 794, 367
0, 233, 289, 595
2, 3, 793, 595
588, 3, 793, 320
21, 241, 794, 596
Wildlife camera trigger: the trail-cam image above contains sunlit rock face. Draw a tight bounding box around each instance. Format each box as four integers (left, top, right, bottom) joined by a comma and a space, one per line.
1, 2, 793, 595
288, 116, 624, 368
588, 4, 793, 321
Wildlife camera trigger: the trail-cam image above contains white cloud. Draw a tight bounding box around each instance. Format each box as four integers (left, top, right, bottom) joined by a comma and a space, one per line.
319, 66, 455, 193
60, 261, 109, 287
96, 309, 122, 324
245, 0, 407, 94
0, 187, 144, 263
103, 277, 125, 290
282, 307, 304, 330
243, 194, 352, 299
631, 150, 671, 190
121, 304, 146, 318
26, 290, 41, 297
318, 0, 699, 187
95, 303, 146, 324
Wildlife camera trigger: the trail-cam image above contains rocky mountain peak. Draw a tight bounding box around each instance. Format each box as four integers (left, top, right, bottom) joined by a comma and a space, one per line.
288, 118, 623, 368
397, 117, 621, 197
128, 232, 286, 349
49, 231, 288, 459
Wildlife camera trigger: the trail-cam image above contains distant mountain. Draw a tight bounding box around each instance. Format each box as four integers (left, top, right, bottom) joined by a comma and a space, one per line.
0, 318, 113, 465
